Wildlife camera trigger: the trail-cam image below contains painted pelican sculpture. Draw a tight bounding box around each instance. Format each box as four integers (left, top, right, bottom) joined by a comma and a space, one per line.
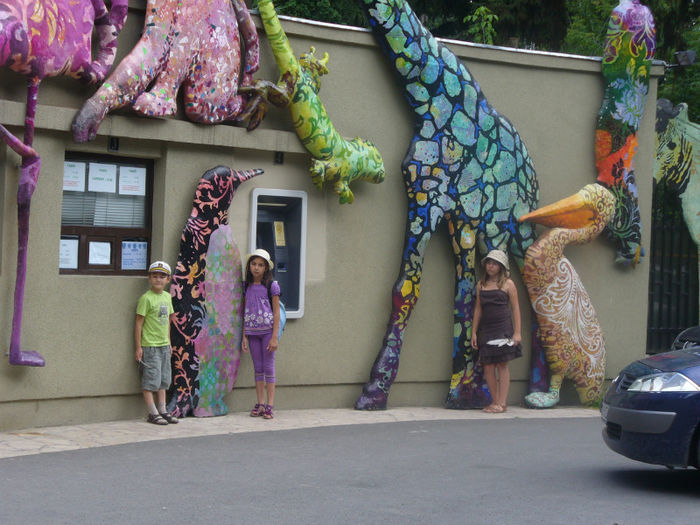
519, 184, 616, 408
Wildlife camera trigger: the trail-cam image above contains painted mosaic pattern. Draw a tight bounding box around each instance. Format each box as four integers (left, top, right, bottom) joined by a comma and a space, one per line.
354, 0, 542, 410
0, 0, 127, 366
168, 166, 262, 418
72, 0, 284, 142
595, 0, 656, 266
257, 0, 385, 204
520, 184, 615, 408
655, 99, 700, 320
0, 0, 126, 82
192, 225, 244, 417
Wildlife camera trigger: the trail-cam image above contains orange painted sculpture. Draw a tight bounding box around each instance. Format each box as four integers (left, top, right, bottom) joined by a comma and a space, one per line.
519, 184, 615, 407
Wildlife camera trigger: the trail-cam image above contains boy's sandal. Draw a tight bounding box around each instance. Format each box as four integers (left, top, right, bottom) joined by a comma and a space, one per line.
250, 403, 265, 417
147, 413, 168, 425
159, 411, 179, 424
263, 405, 274, 419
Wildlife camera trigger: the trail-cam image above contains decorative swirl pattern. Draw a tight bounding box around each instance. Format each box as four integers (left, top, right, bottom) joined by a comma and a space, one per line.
596, 0, 655, 266
167, 166, 262, 418
522, 184, 614, 407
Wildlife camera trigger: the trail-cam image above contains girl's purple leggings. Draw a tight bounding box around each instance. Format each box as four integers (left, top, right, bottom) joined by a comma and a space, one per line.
248, 332, 276, 383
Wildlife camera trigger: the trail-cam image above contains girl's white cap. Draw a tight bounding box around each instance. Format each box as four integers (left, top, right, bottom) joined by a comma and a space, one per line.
482, 249, 509, 271
247, 248, 274, 270
148, 260, 171, 275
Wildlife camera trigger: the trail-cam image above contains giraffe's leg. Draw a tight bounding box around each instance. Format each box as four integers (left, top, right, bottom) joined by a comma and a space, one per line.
132, 51, 189, 117
81, 0, 129, 83
9, 80, 44, 366
444, 220, 491, 408
355, 207, 435, 410
72, 0, 177, 142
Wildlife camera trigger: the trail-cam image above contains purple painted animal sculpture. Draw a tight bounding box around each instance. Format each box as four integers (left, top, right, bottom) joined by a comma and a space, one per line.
0, 0, 128, 366
72, 0, 288, 143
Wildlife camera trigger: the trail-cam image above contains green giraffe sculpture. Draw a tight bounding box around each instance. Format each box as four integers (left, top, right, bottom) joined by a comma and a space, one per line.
255, 0, 385, 204
655, 99, 700, 321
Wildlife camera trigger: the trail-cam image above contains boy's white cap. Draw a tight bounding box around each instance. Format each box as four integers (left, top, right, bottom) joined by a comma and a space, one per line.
482, 249, 509, 271
246, 248, 274, 270
148, 260, 171, 275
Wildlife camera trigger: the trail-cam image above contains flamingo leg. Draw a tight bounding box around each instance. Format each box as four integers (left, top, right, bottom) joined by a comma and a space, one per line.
8, 79, 45, 366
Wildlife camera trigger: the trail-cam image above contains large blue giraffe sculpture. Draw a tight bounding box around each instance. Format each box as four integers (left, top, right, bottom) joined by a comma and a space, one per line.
355, 0, 542, 410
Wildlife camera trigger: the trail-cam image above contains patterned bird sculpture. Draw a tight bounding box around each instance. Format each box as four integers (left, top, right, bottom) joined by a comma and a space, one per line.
519, 184, 615, 408
168, 166, 262, 418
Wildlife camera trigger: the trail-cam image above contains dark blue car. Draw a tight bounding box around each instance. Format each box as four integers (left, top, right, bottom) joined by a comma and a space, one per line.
601, 326, 700, 468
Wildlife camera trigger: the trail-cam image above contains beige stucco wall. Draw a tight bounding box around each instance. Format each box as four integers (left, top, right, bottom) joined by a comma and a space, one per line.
0, 5, 663, 431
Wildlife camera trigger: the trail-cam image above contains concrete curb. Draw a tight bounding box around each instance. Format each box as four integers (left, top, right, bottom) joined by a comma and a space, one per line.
0, 406, 600, 459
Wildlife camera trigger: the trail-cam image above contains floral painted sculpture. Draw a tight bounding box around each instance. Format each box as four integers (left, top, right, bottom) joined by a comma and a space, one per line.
168, 166, 262, 418
0, 0, 128, 366
595, 0, 655, 266
257, 0, 385, 204
354, 0, 542, 410
519, 184, 615, 408
655, 99, 700, 320
72, 0, 287, 142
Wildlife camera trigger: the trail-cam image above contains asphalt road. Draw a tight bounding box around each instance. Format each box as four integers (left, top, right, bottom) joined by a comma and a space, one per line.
1, 417, 698, 524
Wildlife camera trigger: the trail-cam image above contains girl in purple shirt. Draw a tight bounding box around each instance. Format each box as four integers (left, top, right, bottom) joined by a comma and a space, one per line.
242, 249, 281, 419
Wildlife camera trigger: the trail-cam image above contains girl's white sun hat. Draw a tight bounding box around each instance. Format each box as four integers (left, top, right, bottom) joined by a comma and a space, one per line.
246, 248, 274, 270
482, 249, 509, 272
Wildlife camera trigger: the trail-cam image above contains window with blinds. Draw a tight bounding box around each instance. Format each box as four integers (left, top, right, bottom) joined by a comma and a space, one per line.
60, 154, 153, 275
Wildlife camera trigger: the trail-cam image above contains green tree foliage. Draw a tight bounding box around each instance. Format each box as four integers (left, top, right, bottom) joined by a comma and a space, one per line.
463, 7, 499, 45
252, 0, 698, 120
249, 0, 366, 27
657, 19, 699, 121
560, 0, 615, 56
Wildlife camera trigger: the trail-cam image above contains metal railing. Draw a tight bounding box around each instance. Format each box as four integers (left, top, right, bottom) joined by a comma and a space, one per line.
646, 183, 699, 353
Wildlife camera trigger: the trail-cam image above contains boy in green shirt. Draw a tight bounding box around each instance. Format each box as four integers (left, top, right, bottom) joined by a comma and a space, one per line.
135, 261, 178, 425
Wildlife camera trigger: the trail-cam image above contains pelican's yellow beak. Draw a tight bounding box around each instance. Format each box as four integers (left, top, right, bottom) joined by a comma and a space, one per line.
519, 187, 594, 229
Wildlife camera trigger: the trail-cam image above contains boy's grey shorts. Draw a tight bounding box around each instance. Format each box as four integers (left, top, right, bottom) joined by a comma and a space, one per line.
140, 345, 172, 391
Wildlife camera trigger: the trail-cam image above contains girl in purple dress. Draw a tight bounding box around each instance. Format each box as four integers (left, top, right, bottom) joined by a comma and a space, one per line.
242, 249, 281, 419
470, 250, 522, 414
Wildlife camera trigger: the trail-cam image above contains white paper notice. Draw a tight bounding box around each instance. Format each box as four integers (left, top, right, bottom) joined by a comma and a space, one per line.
88, 241, 111, 265
88, 163, 117, 193
121, 241, 148, 270
63, 162, 86, 192
59, 238, 79, 269
119, 166, 147, 196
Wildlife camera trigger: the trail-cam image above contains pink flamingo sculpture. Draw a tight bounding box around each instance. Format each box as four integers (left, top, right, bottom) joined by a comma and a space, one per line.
0, 0, 128, 366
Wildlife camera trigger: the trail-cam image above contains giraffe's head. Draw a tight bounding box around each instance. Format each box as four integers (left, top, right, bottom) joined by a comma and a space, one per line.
299, 47, 329, 93
654, 99, 695, 195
